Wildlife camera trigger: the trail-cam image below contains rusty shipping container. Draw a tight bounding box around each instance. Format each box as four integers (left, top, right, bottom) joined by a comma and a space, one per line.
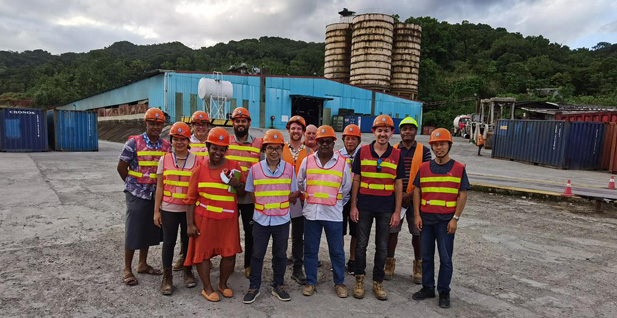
602, 122, 617, 172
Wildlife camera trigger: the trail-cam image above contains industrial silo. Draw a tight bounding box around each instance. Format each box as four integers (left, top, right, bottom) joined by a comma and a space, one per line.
349, 13, 395, 90
324, 23, 352, 83
390, 23, 422, 99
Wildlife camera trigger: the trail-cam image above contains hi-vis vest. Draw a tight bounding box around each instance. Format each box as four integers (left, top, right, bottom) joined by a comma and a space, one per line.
127, 135, 171, 184
162, 153, 193, 205
189, 141, 209, 162
359, 144, 400, 196
306, 155, 346, 206
282, 144, 311, 176
394, 142, 424, 193
195, 159, 238, 219
252, 161, 294, 216
226, 137, 263, 176
418, 161, 464, 214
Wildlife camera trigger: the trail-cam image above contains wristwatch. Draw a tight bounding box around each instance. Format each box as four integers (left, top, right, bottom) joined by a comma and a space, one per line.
453, 215, 460, 221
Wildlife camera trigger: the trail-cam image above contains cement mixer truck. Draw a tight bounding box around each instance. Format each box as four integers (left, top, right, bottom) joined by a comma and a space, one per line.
453, 115, 471, 137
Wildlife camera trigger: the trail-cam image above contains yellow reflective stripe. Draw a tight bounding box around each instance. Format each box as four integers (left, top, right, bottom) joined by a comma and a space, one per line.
421, 187, 459, 194
254, 190, 291, 197
138, 161, 160, 167
163, 180, 189, 187
199, 192, 235, 202
226, 155, 260, 163
198, 182, 229, 190
164, 191, 187, 199
421, 199, 457, 207
255, 202, 290, 210
361, 172, 396, 179
337, 193, 343, 199
228, 145, 261, 153
240, 166, 248, 172
360, 182, 394, 190
128, 170, 157, 178
360, 160, 397, 169
194, 152, 209, 156
420, 176, 461, 183
313, 193, 330, 199
137, 151, 166, 156
306, 169, 343, 178
446, 201, 457, 207
254, 179, 292, 185
307, 180, 341, 188
190, 143, 206, 147
163, 170, 192, 177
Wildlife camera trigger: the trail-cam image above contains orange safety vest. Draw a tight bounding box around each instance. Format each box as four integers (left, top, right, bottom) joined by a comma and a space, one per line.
477, 135, 485, 146
195, 159, 238, 219
252, 161, 294, 216
189, 141, 209, 162
306, 154, 346, 206
162, 153, 193, 205
418, 161, 464, 214
358, 144, 400, 196
282, 144, 311, 176
127, 135, 171, 184
225, 137, 263, 176
394, 142, 424, 193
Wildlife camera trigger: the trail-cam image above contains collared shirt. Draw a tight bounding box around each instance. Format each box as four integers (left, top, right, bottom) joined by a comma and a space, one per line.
232, 134, 257, 205
119, 133, 164, 200
245, 159, 298, 226
297, 152, 352, 222
189, 134, 205, 144
338, 146, 360, 206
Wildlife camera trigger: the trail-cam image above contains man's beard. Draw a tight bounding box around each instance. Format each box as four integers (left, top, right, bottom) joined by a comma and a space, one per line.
234, 127, 248, 137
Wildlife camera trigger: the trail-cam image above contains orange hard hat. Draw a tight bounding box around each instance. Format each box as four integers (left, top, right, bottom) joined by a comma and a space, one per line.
262, 129, 285, 145
343, 124, 361, 138
144, 108, 165, 123
170, 122, 191, 140
372, 114, 394, 130
286, 115, 306, 130
231, 107, 251, 121
206, 127, 230, 147
429, 128, 453, 144
191, 111, 210, 123
316, 125, 337, 141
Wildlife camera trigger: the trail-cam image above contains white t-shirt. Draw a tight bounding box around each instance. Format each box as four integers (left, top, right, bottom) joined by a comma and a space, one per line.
157, 153, 198, 212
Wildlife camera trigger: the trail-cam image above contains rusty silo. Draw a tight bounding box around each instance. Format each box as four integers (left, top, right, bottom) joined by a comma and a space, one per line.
390, 23, 422, 99
324, 22, 352, 83
349, 13, 395, 90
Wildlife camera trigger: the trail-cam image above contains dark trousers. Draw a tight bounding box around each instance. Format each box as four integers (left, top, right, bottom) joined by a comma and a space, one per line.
249, 222, 290, 290
354, 209, 392, 283
291, 216, 305, 272
478, 145, 483, 155
421, 220, 455, 293
238, 203, 255, 268
160, 210, 188, 268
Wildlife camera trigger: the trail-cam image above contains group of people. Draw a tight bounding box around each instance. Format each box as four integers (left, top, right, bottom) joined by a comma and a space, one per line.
117, 107, 469, 309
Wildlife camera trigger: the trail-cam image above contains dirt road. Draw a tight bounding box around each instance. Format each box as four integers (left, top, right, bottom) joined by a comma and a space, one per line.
1, 141, 616, 317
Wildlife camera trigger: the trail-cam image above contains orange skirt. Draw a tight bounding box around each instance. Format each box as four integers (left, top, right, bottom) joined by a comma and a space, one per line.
184, 212, 242, 266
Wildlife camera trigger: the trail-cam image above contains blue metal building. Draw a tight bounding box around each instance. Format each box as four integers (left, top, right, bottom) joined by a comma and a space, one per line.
59, 71, 423, 130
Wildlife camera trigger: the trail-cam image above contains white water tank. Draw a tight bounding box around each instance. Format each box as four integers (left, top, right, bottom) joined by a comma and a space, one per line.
198, 77, 233, 100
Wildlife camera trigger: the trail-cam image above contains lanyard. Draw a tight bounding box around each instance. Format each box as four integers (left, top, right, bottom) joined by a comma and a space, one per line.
173, 152, 188, 170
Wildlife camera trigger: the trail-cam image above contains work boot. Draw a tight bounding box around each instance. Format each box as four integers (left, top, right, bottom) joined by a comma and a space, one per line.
372, 281, 388, 300
160, 267, 173, 295
412, 260, 422, 284
439, 292, 451, 308
291, 270, 307, 285
172, 254, 185, 271
353, 275, 365, 299
183, 266, 196, 288
245, 267, 251, 279
384, 257, 396, 280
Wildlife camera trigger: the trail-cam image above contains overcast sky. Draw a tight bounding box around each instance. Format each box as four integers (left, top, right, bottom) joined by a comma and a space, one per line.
1, 0, 616, 54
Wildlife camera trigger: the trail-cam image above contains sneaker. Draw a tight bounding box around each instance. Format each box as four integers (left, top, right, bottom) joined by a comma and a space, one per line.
291, 271, 307, 285
272, 285, 291, 301
346, 260, 355, 275
412, 287, 436, 300
439, 292, 451, 308
302, 284, 316, 296
243, 289, 260, 304
335, 284, 348, 298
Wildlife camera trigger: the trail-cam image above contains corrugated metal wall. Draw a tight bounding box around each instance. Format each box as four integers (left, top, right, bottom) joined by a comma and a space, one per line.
0, 108, 48, 152
47, 110, 98, 151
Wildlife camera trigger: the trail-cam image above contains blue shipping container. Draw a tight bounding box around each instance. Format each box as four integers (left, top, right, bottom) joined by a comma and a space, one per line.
492, 120, 604, 170
47, 110, 99, 151
0, 108, 48, 152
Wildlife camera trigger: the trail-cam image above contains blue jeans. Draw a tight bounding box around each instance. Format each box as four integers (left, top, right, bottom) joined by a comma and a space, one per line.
304, 219, 345, 285
249, 222, 290, 290
420, 220, 455, 293
354, 209, 392, 283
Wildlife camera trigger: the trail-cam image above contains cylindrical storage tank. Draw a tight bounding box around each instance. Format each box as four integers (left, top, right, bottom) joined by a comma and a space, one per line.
349, 14, 394, 90
324, 23, 352, 83
47, 110, 99, 151
391, 23, 422, 99
0, 108, 48, 152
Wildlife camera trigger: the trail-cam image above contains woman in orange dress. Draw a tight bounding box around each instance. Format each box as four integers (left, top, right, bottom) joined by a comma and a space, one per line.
183, 127, 246, 302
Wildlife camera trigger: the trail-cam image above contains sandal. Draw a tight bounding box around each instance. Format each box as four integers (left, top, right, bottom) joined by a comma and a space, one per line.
123, 272, 138, 286
218, 284, 234, 298
201, 289, 220, 302
137, 265, 162, 275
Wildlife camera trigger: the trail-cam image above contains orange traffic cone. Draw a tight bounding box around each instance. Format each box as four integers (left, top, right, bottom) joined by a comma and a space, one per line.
562, 180, 573, 197
609, 176, 616, 190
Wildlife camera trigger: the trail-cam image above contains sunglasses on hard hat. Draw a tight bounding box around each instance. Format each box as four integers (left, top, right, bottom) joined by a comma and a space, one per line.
376, 158, 383, 172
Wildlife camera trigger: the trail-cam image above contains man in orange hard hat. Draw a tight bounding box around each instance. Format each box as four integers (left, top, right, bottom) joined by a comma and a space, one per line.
339, 124, 362, 275
225, 107, 263, 279
411, 128, 470, 309
117, 108, 170, 286
282, 115, 312, 284
350, 114, 404, 301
